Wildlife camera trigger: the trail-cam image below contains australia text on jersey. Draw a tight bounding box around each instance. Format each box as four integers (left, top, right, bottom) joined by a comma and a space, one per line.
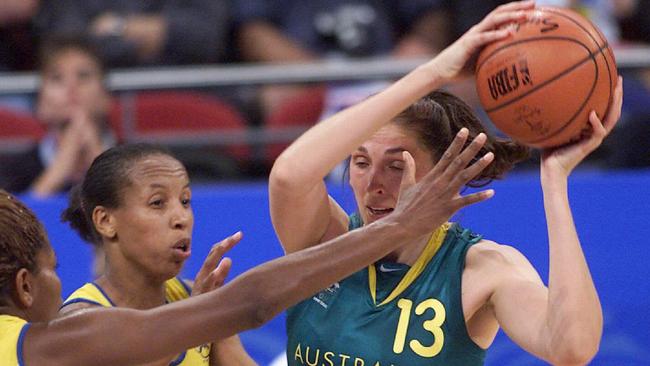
293, 343, 399, 366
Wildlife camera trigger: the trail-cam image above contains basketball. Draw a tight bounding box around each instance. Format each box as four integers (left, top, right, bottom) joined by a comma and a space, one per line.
475, 7, 617, 148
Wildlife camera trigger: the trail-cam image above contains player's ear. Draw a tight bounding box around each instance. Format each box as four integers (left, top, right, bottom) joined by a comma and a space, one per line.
93, 206, 116, 240
14, 268, 35, 309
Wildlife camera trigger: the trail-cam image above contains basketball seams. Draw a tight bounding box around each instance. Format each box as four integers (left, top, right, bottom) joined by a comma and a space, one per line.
477, 36, 588, 74
526, 8, 615, 146
544, 7, 615, 112
543, 8, 604, 49
526, 52, 601, 144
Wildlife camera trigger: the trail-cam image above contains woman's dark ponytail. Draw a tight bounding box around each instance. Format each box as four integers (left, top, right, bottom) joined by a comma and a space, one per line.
61, 184, 99, 245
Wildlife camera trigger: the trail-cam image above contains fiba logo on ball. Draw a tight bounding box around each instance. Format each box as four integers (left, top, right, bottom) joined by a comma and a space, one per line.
486, 58, 534, 100
475, 7, 617, 148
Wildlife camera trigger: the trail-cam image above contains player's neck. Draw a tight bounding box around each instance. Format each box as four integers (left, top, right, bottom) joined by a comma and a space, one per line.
96, 268, 167, 310
382, 232, 431, 265
0, 306, 27, 321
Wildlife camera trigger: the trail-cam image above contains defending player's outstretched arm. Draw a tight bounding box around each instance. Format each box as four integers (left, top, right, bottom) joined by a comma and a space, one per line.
22, 128, 494, 366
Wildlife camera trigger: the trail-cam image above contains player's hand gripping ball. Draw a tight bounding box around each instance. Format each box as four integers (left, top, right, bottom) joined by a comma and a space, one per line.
475, 7, 617, 148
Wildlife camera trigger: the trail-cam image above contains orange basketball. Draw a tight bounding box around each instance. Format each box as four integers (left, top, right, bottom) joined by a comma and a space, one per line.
475, 7, 617, 148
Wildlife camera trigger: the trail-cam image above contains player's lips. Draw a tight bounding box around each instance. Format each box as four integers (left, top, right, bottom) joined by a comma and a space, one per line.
172, 238, 191, 260
366, 206, 394, 218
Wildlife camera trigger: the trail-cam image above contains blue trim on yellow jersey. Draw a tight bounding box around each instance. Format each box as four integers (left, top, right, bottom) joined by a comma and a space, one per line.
91, 282, 116, 306
169, 351, 187, 366
59, 298, 105, 309
177, 277, 192, 296
17, 323, 30, 366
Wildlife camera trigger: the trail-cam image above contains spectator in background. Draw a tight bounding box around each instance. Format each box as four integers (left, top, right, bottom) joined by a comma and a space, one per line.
0, 0, 40, 111
605, 0, 650, 167
35, 0, 230, 68
0, 0, 39, 72
0, 36, 115, 197
233, 0, 451, 119
612, 0, 649, 44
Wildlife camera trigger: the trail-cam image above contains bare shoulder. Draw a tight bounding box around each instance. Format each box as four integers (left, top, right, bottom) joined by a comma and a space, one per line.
466, 240, 541, 282
466, 240, 524, 265
58, 301, 100, 318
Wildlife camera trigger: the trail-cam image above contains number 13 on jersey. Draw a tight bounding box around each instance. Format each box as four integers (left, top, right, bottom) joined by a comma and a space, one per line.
393, 298, 446, 357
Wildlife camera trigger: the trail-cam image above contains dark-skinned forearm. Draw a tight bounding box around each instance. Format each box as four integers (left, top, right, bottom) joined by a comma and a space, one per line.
26, 219, 410, 365
164, 218, 411, 342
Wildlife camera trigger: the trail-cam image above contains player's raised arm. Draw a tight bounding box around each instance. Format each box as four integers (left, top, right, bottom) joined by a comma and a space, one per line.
487, 76, 622, 365
269, 0, 533, 254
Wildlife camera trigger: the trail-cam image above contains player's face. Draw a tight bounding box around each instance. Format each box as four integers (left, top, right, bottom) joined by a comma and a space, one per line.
349, 123, 434, 225
108, 155, 193, 281
29, 245, 62, 322
37, 49, 109, 127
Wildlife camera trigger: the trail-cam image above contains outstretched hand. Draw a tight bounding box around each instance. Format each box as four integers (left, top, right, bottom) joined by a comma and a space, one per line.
541, 76, 624, 177
391, 128, 495, 235
191, 232, 242, 296
429, 0, 534, 81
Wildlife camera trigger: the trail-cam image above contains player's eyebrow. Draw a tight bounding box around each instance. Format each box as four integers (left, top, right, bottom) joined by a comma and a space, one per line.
355, 146, 407, 155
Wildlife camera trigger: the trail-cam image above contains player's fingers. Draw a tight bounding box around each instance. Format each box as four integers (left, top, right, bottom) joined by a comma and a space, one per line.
494, 0, 535, 14
440, 133, 488, 182
449, 152, 495, 193
218, 231, 243, 253
603, 76, 623, 134
194, 246, 220, 285
398, 151, 417, 193
588, 111, 606, 140
453, 189, 495, 211
481, 10, 528, 31
475, 1, 533, 32
465, 28, 514, 49
427, 128, 469, 179
195, 232, 241, 284
207, 258, 232, 290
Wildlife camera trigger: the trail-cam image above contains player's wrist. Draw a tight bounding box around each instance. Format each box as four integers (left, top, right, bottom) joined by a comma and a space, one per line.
412, 61, 445, 93
540, 169, 569, 195
370, 214, 413, 242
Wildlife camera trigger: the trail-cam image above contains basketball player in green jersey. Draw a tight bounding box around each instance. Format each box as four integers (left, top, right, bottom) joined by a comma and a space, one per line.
270, 1, 624, 365
0, 123, 495, 365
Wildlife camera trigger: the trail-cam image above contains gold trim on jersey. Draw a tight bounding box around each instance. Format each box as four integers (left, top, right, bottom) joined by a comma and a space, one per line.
63, 277, 191, 308
69, 282, 114, 307
61, 278, 210, 365
368, 223, 450, 306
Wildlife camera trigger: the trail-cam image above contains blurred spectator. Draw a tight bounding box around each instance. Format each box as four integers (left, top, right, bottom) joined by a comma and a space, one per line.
0, 36, 115, 197
0, 0, 40, 110
613, 0, 650, 44
0, 0, 39, 71
448, 0, 621, 43
236, 0, 450, 61
35, 0, 230, 67
233, 0, 450, 118
605, 0, 650, 168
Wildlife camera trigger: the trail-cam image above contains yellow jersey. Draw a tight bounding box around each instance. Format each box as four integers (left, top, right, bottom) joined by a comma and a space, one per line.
62, 277, 211, 365
0, 315, 29, 366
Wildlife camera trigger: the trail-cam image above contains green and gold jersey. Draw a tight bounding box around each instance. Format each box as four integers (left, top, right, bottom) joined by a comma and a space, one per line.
62, 277, 211, 365
286, 218, 486, 366
0, 315, 29, 366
